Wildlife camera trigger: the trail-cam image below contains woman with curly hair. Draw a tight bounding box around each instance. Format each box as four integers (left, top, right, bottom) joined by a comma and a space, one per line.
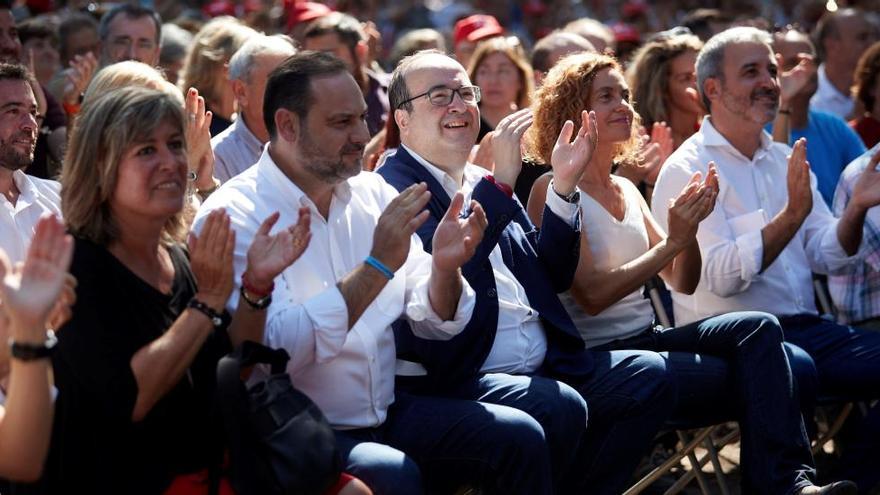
851, 41, 880, 148
523, 52, 840, 495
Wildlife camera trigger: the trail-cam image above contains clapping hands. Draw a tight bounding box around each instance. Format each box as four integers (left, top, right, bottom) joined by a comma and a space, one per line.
244, 209, 312, 292
551, 110, 597, 196
666, 163, 719, 248
431, 191, 487, 274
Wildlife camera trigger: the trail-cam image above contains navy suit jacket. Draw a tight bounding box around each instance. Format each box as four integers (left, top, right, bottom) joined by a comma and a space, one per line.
378, 147, 595, 392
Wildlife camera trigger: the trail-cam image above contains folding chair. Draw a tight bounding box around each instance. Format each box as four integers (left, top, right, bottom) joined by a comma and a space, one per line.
624, 278, 738, 495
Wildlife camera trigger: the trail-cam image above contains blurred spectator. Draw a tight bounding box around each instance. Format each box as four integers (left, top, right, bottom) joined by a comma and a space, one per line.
159, 23, 193, 86
284, 0, 331, 42
769, 28, 865, 206
610, 22, 640, 65
452, 14, 504, 69
97, 4, 162, 67
213, 34, 295, 182
179, 16, 256, 136
563, 17, 614, 55
46, 13, 98, 101
811, 8, 879, 119
531, 30, 595, 86
468, 36, 533, 142
17, 16, 59, 86
680, 9, 731, 42
303, 12, 389, 136
387, 28, 446, 71
627, 32, 703, 147
851, 41, 880, 148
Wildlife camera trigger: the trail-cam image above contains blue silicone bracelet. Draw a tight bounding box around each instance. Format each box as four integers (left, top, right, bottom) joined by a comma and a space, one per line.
365, 256, 395, 279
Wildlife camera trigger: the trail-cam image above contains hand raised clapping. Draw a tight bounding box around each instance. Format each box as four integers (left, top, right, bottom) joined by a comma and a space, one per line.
189, 210, 235, 312
491, 108, 533, 187
184, 88, 217, 193
666, 163, 719, 248
371, 183, 433, 272
551, 110, 597, 196
0, 215, 73, 340
785, 138, 813, 223
244, 209, 312, 292
431, 191, 487, 274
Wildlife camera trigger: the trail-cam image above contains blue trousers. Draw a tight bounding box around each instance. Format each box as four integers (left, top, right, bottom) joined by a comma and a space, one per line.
442, 373, 588, 493
780, 314, 880, 493
593, 311, 816, 495
334, 391, 552, 495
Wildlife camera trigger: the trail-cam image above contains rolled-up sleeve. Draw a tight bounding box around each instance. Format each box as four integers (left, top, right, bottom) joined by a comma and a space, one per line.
265, 284, 350, 375
803, 181, 861, 275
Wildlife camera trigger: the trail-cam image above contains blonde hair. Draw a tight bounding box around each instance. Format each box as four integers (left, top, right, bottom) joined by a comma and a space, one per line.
626, 34, 703, 127
468, 37, 534, 110
62, 86, 189, 246
526, 52, 640, 166
83, 60, 180, 107
178, 17, 256, 107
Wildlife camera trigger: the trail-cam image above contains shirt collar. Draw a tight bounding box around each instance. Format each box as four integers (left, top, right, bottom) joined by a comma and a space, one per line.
233, 115, 264, 151
700, 116, 773, 154
399, 143, 463, 199
256, 146, 353, 209
11, 169, 36, 206
816, 63, 850, 102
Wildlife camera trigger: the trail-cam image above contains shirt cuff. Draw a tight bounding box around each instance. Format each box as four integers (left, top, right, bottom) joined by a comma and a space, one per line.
735, 230, 764, 282
546, 180, 580, 227
405, 276, 476, 340
301, 286, 350, 362
824, 220, 863, 271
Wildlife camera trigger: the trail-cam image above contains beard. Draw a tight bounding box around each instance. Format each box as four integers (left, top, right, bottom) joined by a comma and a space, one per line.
0, 132, 36, 172
298, 126, 364, 184
719, 83, 779, 125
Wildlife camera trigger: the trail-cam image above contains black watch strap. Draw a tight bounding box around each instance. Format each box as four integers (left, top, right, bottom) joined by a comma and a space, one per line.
187, 298, 230, 329
10, 330, 57, 361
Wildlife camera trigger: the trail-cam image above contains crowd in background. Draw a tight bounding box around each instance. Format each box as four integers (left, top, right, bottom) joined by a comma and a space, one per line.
2, 0, 880, 493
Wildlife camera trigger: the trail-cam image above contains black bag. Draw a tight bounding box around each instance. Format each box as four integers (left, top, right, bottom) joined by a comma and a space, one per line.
216, 341, 343, 495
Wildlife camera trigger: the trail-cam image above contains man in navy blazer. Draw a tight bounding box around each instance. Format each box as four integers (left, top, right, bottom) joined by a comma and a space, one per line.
377, 50, 676, 494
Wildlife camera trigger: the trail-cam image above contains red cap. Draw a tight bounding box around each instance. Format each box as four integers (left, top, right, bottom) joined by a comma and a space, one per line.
611, 22, 641, 43
285, 1, 333, 31
453, 14, 504, 48
622, 0, 648, 18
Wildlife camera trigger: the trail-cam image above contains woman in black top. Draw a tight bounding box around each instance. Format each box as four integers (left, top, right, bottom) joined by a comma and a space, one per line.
50, 86, 311, 494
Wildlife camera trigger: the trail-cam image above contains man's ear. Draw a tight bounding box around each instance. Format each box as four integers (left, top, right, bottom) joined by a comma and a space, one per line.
703, 77, 721, 108
275, 108, 299, 143
394, 107, 409, 132
231, 79, 247, 107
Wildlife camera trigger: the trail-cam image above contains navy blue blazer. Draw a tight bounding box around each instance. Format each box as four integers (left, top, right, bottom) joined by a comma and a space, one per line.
378, 147, 595, 392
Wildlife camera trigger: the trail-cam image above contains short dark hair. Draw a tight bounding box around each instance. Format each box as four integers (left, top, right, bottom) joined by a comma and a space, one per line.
303, 12, 365, 52
263, 50, 348, 140
0, 63, 32, 83
17, 17, 59, 47
59, 13, 98, 58
98, 4, 161, 45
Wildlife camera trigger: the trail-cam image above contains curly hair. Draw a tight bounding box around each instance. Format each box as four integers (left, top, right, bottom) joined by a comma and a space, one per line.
626, 34, 703, 128
526, 52, 641, 166
854, 41, 880, 115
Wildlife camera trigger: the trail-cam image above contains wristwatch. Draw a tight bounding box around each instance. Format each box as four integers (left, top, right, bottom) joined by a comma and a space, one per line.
9, 330, 58, 361
552, 182, 580, 203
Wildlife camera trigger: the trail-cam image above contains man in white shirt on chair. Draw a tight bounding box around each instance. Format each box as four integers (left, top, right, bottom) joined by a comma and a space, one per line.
652, 26, 880, 493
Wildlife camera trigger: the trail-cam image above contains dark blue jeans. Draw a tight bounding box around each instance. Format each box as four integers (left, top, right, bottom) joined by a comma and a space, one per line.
334, 391, 552, 495
780, 314, 880, 493
442, 373, 588, 494
593, 311, 816, 495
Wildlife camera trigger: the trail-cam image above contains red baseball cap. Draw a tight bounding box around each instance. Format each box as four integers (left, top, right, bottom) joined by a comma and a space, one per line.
611, 22, 641, 43
285, 1, 333, 31
453, 14, 504, 48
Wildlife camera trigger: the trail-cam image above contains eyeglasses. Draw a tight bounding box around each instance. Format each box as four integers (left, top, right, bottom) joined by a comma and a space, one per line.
397, 85, 481, 109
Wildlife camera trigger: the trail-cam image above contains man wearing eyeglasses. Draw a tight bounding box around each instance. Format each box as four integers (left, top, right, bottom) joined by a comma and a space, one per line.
378, 50, 676, 493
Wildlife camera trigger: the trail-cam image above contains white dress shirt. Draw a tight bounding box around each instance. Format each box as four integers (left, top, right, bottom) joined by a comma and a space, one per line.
651, 117, 860, 325
0, 170, 61, 264
210, 116, 264, 183
193, 148, 475, 430
810, 64, 855, 121
401, 144, 580, 374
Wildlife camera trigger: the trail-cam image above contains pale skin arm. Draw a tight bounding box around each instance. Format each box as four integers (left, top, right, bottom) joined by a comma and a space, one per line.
0, 216, 72, 481
837, 148, 880, 255
771, 52, 815, 144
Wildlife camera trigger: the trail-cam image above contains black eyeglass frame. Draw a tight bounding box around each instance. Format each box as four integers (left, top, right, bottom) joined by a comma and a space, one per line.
396, 85, 482, 109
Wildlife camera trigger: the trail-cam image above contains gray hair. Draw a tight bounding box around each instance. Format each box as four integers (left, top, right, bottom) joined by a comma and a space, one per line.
696, 26, 772, 111
228, 34, 296, 82
159, 23, 193, 67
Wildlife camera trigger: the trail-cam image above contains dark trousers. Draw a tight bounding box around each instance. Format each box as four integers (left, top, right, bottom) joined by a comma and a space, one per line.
781, 314, 880, 493
593, 311, 816, 495
334, 391, 552, 495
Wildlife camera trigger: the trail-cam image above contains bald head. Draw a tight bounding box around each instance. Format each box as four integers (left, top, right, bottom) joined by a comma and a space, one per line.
532, 31, 596, 85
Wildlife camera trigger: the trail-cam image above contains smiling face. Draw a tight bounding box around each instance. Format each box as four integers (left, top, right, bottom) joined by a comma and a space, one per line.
707, 41, 780, 128
110, 118, 188, 222
0, 79, 38, 172
589, 66, 635, 145
396, 54, 480, 169
667, 49, 702, 116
